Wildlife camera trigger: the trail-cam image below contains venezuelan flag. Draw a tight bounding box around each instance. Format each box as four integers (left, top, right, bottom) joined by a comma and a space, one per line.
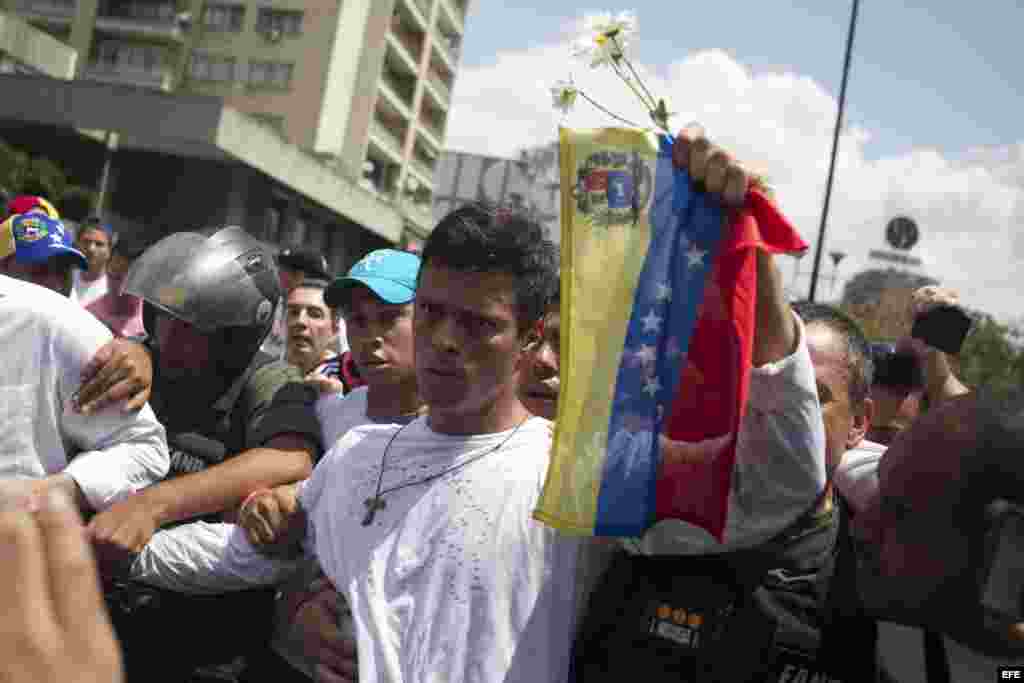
534, 127, 806, 539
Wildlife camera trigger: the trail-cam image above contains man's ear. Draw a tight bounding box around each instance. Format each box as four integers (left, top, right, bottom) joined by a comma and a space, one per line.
848, 397, 874, 450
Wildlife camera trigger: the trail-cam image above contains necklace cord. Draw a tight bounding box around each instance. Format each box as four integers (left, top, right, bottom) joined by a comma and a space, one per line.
364, 416, 532, 523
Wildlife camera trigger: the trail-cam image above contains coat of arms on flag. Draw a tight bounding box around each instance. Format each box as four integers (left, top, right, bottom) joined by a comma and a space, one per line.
534, 127, 808, 541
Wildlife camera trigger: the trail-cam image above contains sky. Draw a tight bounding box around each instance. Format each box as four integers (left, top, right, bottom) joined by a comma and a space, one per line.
443, 1, 1024, 324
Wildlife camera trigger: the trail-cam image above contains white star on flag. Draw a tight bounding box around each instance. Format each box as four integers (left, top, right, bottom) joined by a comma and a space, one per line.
654, 282, 672, 302
640, 309, 662, 333
686, 245, 707, 269
642, 376, 662, 397
634, 344, 657, 366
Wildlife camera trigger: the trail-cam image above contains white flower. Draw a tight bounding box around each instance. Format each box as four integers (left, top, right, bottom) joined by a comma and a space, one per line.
551, 80, 578, 115
571, 10, 637, 67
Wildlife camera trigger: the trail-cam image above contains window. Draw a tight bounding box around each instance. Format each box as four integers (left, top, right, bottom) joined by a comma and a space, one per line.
202, 3, 244, 31
96, 42, 165, 73
248, 60, 293, 88
255, 8, 303, 36
32, 0, 76, 14
189, 51, 236, 82
103, 1, 176, 20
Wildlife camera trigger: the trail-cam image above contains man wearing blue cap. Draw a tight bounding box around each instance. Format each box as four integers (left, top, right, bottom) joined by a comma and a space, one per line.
0, 211, 87, 295
0, 212, 169, 516
234, 248, 424, 682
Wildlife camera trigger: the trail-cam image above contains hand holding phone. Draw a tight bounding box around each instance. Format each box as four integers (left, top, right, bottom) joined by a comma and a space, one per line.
911, 304, 971, 355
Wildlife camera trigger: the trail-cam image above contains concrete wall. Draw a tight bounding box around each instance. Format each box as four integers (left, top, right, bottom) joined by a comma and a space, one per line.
0, 10, 77, 78
333, 0, 394, 172
107, 147, 390, 274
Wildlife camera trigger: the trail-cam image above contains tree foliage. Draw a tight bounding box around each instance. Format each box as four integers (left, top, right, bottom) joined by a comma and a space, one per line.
0, 139, 96, 221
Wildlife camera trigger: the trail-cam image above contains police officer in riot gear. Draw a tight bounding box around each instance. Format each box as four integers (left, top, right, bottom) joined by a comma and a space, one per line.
88, 226, 322, 683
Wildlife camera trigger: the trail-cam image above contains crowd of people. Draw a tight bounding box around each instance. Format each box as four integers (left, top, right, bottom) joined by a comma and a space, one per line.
1, 127, 1023, 683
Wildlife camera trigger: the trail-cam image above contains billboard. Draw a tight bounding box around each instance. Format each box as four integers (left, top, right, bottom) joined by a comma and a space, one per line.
432, 144, 561, 241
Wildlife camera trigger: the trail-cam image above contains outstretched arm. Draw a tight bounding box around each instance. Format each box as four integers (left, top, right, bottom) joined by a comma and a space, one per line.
88, 433, 315, 567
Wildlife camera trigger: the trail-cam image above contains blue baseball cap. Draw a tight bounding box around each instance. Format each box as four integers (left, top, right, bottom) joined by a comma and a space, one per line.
4, 213, 88, 269
325, 249, 420, 308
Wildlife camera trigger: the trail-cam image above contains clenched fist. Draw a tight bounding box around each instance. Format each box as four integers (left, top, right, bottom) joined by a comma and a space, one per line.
238, 483, 305, 554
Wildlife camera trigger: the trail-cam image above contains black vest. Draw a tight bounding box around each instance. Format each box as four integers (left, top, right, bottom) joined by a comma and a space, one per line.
571, 500, 880, 683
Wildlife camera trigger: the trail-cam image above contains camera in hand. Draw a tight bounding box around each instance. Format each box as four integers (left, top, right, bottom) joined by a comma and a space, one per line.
870, 343, 924, 390
911, 304, 971, 355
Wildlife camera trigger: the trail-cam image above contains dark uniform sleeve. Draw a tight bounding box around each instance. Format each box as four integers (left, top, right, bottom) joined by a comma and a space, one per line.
242, 360, 323, 458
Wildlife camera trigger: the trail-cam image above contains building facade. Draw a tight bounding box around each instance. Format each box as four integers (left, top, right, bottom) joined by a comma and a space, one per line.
4, 0, 469, 241
0, 9, 76, 76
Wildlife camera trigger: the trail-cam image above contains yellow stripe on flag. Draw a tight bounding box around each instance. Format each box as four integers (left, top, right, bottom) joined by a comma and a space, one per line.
0, 216, 16, 261
534, 127, 659, 535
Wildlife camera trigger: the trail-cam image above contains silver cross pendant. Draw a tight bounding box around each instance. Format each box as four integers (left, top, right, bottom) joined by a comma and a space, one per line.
362, 496, 386, 526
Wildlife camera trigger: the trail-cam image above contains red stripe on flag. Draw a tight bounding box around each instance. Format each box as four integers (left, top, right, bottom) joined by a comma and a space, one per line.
656, 191, 807, 542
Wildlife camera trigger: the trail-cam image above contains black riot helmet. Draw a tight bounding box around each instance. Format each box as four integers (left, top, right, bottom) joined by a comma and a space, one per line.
122, 226, 280, 375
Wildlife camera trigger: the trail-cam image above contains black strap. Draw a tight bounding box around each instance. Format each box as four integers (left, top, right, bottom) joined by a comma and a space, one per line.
923, 629, 952, 683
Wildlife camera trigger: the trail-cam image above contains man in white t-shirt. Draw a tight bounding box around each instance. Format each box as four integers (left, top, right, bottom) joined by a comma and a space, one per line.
238, 248, 424, 682
132, 204, 571, 683
0, 272, 169, 513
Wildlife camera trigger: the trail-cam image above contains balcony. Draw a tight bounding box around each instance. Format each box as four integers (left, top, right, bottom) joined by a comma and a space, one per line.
423, 70, 451, 110
409, 155, 437, 185
17, 0, 75, 26
438, 0, 465, 35
398, 0, 429, 32
388, 20, 424, 71
368, 119, 407, 165
430, 26, 461, 73
83, 62, 173, 91
379, 67, 415, 115
417, 114, 444, 150
95, 3, 186, 42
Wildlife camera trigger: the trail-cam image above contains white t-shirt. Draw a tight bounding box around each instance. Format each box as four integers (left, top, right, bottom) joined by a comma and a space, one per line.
0, 274, 169, 510
70, 269, 109, 307
316, 386, 371, 449
300, 416, 579, 683
133, 416, 580, 683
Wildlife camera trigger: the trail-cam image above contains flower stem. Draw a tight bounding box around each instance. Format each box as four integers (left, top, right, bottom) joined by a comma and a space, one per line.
610, 35, 659, 110
611, 60, 657, 113
577, 90, 646, 129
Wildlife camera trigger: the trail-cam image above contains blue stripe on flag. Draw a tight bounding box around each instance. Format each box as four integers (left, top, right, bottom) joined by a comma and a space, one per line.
593, 136, 727, 537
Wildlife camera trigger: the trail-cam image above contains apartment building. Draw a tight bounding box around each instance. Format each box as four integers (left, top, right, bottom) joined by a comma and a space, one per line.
5, 0, 469, 237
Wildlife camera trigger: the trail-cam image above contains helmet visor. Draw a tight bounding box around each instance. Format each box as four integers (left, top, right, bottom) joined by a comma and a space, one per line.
121, 231, 276, 333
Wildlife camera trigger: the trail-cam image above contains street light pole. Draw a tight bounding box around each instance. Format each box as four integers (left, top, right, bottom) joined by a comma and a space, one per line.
807, 0, 861, 302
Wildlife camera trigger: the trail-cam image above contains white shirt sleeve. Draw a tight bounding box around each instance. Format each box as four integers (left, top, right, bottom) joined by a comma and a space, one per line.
131, 521, 306, 595
51, 301, 170, 512
724, 311, 827, 545
630, 312, 827, 555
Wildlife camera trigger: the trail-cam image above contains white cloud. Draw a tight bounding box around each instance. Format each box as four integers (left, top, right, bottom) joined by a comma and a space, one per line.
446, 42, 1024, 323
